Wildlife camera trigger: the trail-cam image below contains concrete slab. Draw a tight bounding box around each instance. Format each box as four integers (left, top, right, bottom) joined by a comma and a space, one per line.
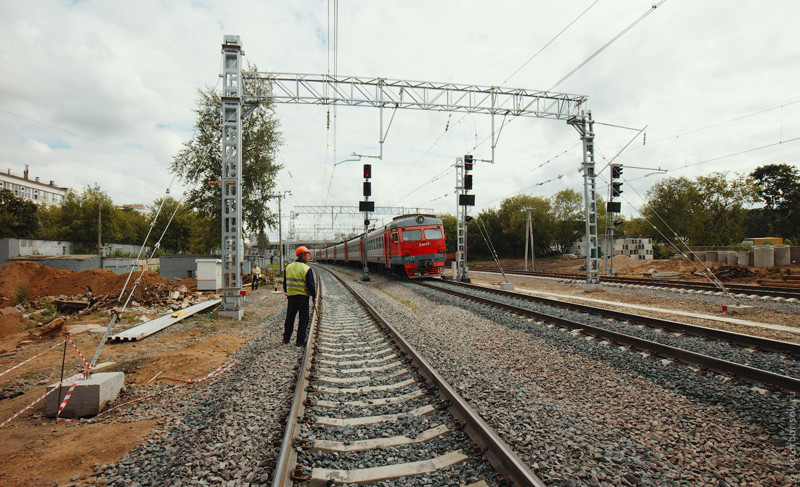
499, 282, 515, 290
46, 372, 124, 418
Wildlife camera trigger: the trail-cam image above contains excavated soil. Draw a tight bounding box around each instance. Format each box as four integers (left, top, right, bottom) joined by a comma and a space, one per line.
0, 258, 282, 487
0, 262, 171, 309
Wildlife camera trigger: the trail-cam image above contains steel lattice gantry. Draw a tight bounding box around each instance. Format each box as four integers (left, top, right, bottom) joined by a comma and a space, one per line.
246, 73, 587, 118
218, 36, 599, 314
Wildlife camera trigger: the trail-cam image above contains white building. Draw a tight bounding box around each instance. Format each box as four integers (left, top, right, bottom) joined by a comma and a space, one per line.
0, 165, 68, 205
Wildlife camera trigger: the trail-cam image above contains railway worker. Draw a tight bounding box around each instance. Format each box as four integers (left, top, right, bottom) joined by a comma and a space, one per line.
283, 246, 316, 346
252, 264, 261, 290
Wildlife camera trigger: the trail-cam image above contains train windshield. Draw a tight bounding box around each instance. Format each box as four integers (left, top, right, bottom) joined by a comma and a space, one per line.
424, 228, 443, 240
402, 229, 422, 241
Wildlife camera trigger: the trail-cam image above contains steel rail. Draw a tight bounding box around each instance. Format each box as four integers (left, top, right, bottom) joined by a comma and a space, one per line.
321, 266, 545, 487
416, 281, 800, 394
271, 271, 321, 487
436, 279, 800, 357
471, 267, 800, 300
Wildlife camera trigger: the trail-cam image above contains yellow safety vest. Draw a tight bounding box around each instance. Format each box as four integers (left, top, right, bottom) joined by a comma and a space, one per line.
285, 262, 310, 296
254, 266, 261, 277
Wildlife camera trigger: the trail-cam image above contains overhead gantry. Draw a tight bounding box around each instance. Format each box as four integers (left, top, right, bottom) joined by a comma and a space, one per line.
218, 35, 599, 317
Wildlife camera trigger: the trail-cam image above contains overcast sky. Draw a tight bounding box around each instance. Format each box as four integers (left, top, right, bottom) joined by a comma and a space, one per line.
2, 1, 799, 242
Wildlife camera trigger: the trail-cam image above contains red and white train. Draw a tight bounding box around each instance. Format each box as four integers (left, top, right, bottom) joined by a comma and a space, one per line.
313, 214, 446, 278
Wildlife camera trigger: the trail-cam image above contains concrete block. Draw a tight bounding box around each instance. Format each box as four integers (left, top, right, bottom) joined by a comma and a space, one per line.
46, 372, 124, 418
705, 251, 718, 262
754, 246, 774, 268
721, 304, 753, 314
774, 245, 791, 266
737, 250, 751, 266
499, 283, 515, 291
690, 251, 705, 262
725, 251, 738, 265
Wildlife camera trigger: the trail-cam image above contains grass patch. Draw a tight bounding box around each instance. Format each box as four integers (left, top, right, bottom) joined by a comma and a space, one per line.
376, 285, 418, 312
15, 282, 29, 304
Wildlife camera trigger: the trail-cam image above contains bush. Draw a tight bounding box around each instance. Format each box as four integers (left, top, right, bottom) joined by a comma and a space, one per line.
653, 243, 678, 260
15, 282, 29, 304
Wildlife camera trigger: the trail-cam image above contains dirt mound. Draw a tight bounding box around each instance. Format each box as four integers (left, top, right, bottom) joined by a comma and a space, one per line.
0, 307, 30, 336
0, 262, 171, 306
33, 269, 168, 298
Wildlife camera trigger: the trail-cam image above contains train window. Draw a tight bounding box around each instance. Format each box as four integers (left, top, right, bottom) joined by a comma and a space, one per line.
392, 232, 399, 243
424, 228, 443, 240
402, 229, 422, 241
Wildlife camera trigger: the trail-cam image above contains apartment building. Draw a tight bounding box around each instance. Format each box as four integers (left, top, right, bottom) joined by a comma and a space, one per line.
1, 165, 68, 205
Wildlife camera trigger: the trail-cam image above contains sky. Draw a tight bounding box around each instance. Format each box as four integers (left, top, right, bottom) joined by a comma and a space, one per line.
1, 0, 799, 243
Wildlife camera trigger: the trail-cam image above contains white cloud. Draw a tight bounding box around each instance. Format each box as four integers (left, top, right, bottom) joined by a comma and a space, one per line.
1, 0, 798, 242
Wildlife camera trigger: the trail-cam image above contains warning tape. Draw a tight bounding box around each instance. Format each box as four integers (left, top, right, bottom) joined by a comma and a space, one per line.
66, 335, 91, 370
1, 337, 93, 428
55, 372, 88, 422
87, 359, 239, 422
0, 371, 83, 428
0, 340, 67, 379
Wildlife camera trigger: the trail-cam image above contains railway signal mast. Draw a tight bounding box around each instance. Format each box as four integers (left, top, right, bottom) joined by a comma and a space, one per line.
360, 164, 374, 282
607, 164, 623, 276
456, 155, 475, 282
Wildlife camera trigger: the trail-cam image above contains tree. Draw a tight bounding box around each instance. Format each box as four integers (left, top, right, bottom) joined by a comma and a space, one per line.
750, 163, 800, 240
550, 188, 584, 253
148, 197, 198, 254
437, 213, 457, 254
0, 189, 39, 238
497, 194, 552, 257
170, 81, 283, 249
641, 173, 756, 246
56, 186, 122, 251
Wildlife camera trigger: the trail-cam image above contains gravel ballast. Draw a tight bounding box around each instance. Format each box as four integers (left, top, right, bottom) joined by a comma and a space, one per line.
347, 270, 797, 486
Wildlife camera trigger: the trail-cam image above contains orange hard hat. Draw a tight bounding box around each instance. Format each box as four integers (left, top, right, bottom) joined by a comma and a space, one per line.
295, 246, 311, 256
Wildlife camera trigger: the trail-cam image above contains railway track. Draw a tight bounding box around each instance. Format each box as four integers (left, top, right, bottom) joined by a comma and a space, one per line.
469, 267, 800, 301
415, 279, 800, 394
272, 266, 542, 486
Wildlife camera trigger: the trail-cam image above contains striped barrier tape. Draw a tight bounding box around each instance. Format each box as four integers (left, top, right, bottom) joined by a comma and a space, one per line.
1, 337, 92, 427
66, 335, 91, 370
0, 339, 67, 379
55, 372, 88, 422
0, 371, 83, 428
87, 359, 239, 422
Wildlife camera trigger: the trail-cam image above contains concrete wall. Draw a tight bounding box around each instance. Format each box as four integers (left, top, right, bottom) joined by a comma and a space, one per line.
10, 255, 102, 272
160, 254, 217, 280
1, 239, 151, 265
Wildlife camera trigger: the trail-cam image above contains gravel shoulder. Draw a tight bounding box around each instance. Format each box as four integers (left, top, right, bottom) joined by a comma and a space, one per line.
346, 268, 797, 486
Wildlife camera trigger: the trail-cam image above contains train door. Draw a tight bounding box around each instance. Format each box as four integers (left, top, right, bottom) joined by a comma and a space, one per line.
384, 233, 391, 269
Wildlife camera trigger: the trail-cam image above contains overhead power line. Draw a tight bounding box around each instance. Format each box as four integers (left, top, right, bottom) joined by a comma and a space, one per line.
549, 0, 669, 91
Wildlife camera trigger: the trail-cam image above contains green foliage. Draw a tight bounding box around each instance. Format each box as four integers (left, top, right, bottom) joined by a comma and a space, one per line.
750, 163, 800, 240
641, 173, 757, 246
148, 197, 198, 253
437, 213, 457, 254
0, 188, 39, 238
550, 188, 584, 253
170, 79, 283, 248
15, 282, 29, 304
256, 231, 270, 249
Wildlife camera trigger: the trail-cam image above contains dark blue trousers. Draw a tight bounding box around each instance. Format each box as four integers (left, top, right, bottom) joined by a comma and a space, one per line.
283, 295, 310, 345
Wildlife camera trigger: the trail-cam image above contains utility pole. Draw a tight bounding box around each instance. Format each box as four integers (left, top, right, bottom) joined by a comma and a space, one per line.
267, 191, 291, 273
522, 207, 535, 271
97, 199, 102, 257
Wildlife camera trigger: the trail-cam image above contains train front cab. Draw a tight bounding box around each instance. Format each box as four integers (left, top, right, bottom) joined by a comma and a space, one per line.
387, 215, 446, 278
